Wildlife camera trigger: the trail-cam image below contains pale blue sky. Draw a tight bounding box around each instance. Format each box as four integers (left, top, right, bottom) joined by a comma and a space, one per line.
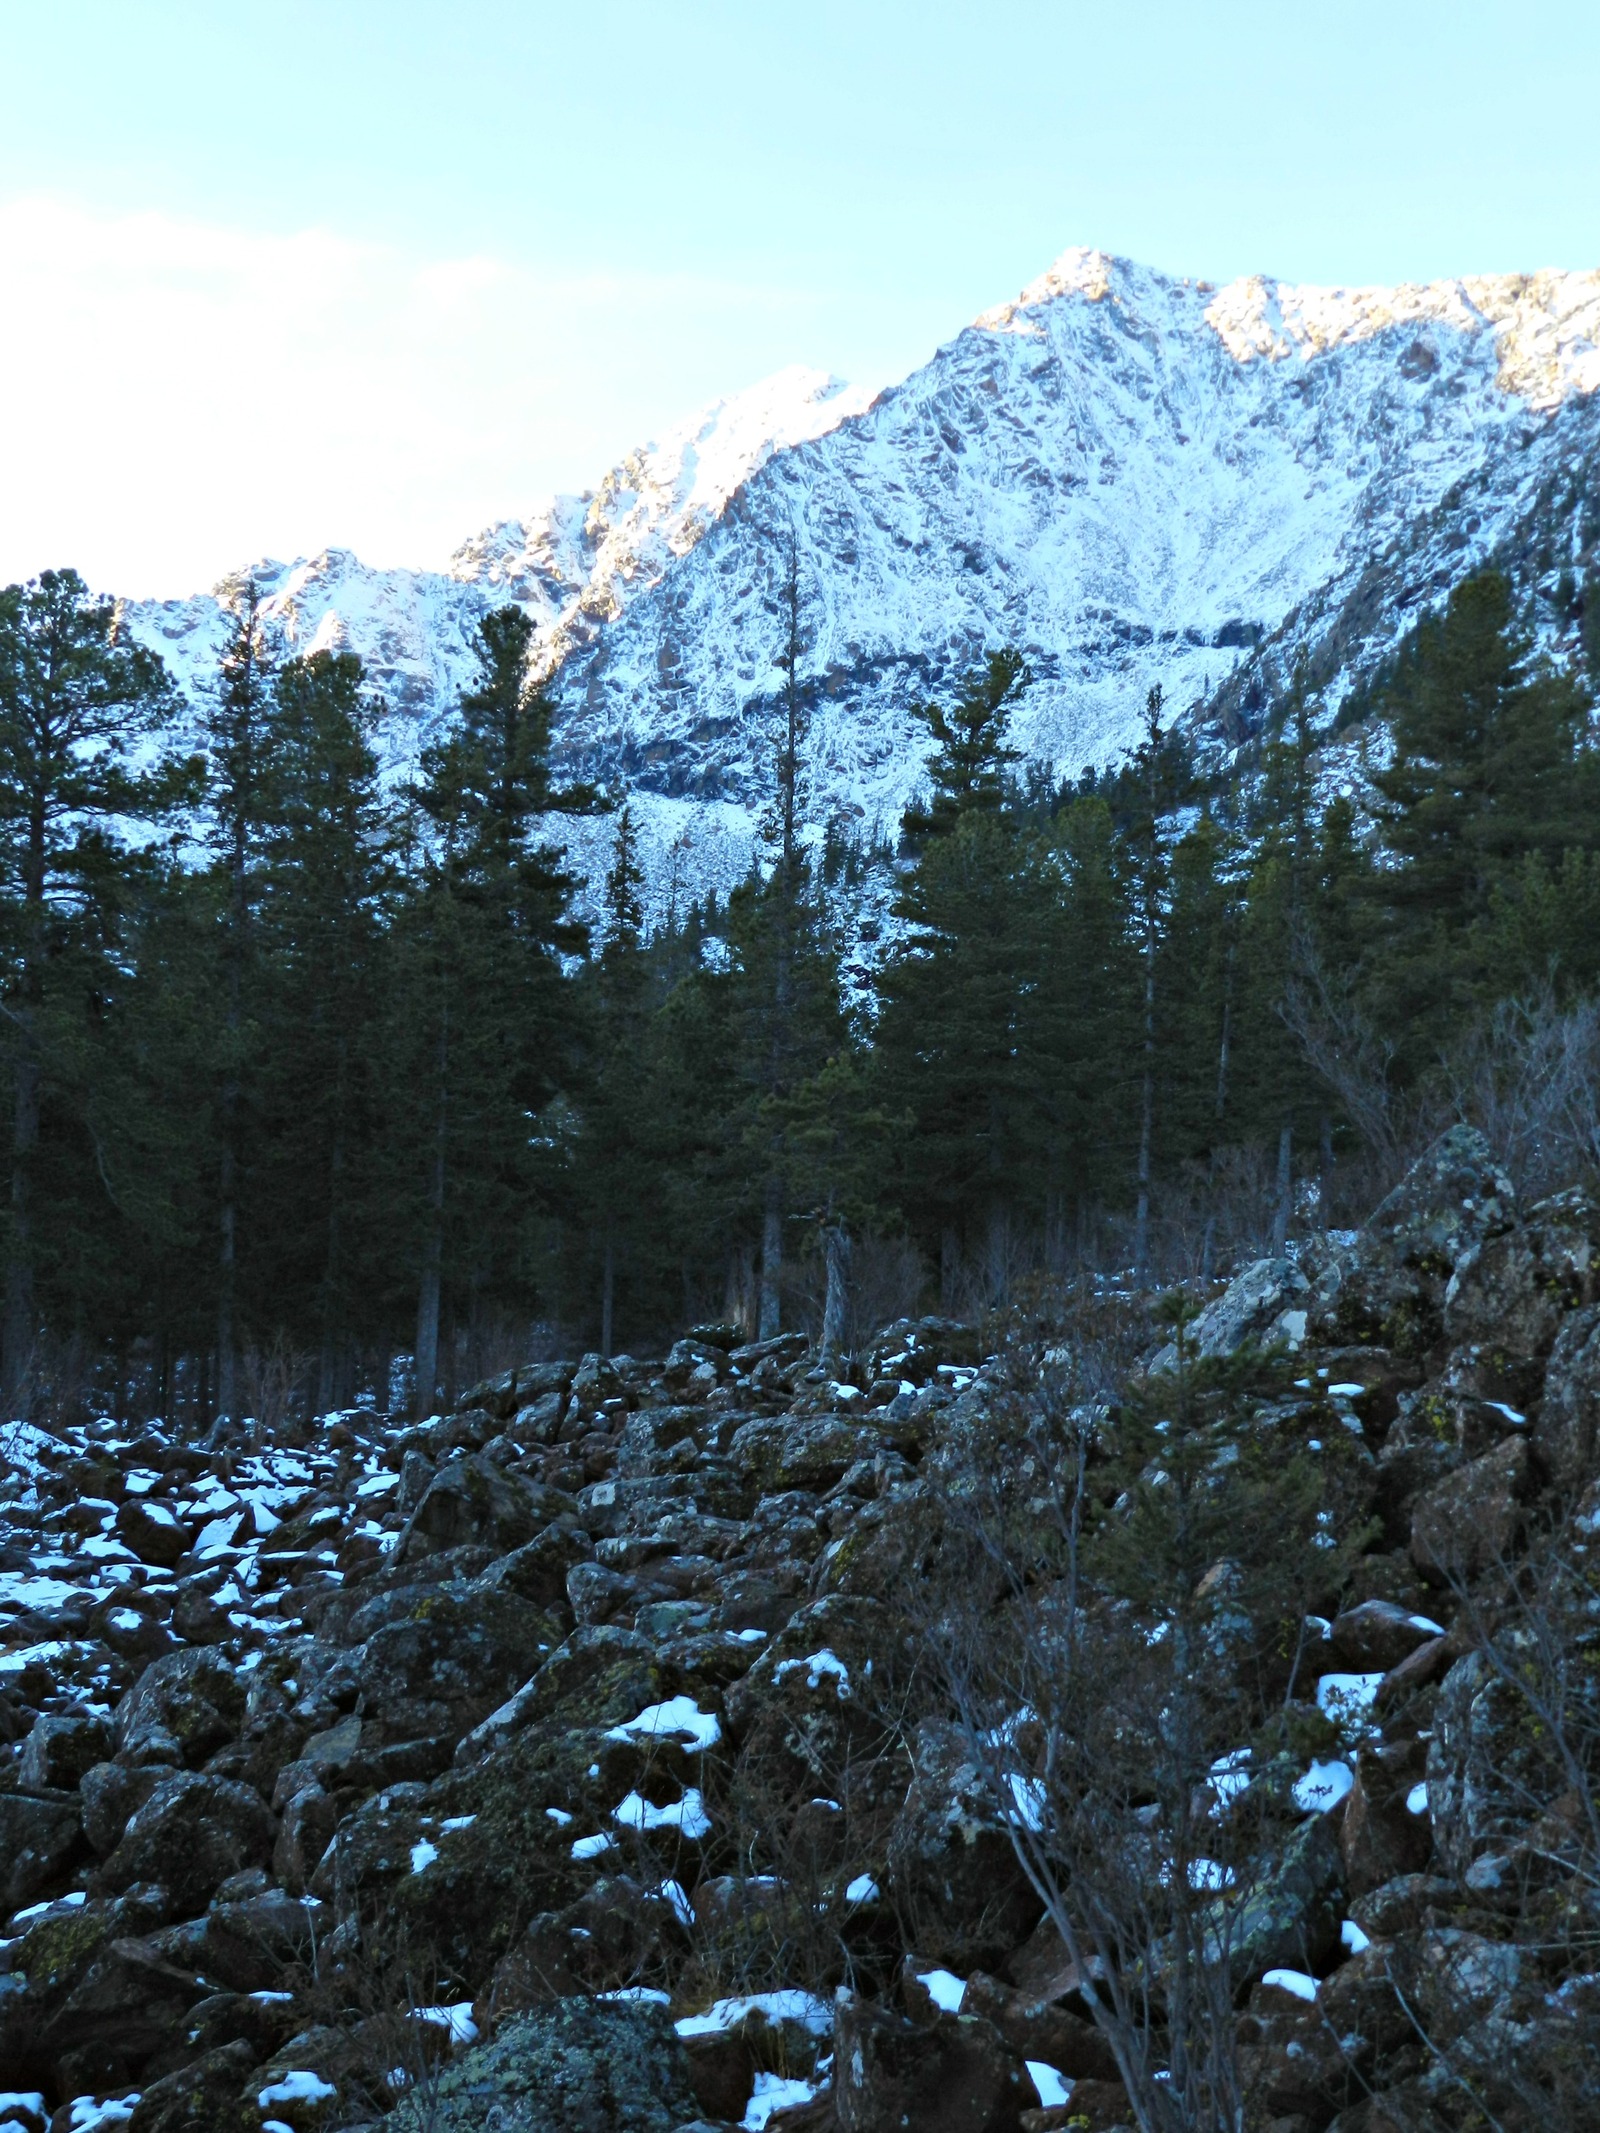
2, 0, 1598, 592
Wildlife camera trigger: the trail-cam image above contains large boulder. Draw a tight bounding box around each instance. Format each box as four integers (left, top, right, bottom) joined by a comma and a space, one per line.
834, 1993, 1029, 2133
886, 1720, 1040, 1968
127, 2038, 259, 2133
1426, 1646, 1561, 1878
1409, 1435, 1529, 1581
1314, 1128, 1515, 1357
0, 1790, 83, 1910
102, 1772, 275, 1916
1151, 1257, 1310, 1372
1442, 1186, 1600, 1390
354, 1582, 562, 1740
18, 1708, 113, 1792
396, 1453, 547, 1561
112, 1648, 245, 1769
729, 1415, 877, 1493
1536, 1299, 1600, 1490
1341, 1742, 1434, 1897
380, 1999, 699, 2132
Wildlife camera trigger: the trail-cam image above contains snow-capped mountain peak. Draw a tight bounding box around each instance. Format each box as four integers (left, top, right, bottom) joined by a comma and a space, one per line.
117, 245, 1600, 936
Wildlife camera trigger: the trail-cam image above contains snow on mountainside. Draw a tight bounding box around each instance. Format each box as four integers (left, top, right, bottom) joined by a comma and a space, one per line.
118, 248, 1600, 920
119, 365, 873, 773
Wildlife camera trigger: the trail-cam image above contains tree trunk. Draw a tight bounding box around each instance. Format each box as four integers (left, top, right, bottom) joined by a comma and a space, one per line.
5, 1034, 39, 1411
1134, 947, 1156, 1285
216, 1098, 237, 1425
820, 1222, 852, 1370
600, 1231, 616, 1359
1272, 1123, 1293, 1255
759, 1187, 783, 1340
940, 1226, 961, 1314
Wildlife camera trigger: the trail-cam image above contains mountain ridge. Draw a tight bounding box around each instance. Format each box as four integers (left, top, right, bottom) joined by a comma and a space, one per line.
116, 247, 1600, 917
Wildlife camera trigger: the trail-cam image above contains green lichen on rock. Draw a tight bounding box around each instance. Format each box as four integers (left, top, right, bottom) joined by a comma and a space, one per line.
381, 1999, 699, 2132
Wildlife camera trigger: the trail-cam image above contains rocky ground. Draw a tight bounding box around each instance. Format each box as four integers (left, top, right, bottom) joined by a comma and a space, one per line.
0, 1128, 1596, 2132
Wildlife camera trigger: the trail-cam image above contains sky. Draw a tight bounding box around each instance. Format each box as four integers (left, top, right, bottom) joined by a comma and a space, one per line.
2, 0, 1598, 596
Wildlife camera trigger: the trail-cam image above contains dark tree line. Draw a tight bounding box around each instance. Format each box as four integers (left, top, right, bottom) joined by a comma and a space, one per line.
0, 562, 1595, 1425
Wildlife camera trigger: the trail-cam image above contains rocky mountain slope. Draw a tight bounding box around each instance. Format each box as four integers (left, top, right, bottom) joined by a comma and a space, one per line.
115, 251, 1600, 919
1, 1128, 1596, 2130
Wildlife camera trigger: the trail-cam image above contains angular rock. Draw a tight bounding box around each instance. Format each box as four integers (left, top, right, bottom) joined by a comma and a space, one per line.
886, 1719, 1040, 1968
397, 1452, 546, 1561
1409, 1435, 1528, 1580
0, 1789, 83, 1911
80, 1760, 164, 1856
1152, 1256, 1310, 1371
127, 2038, 259, 2132
1341, 1743, 1433, 1897
112, 1648, 245, 1770
379, 1999, 699, 2131
834, 1994, 1028, 2133
1535, 1298, 1600, 1489
355, 1583, 561, 1740
18, 1709, 114, 1792
103, 1772, 275, 1917
114, 1497, 192, 1570
1328, 1599, 1444, 1674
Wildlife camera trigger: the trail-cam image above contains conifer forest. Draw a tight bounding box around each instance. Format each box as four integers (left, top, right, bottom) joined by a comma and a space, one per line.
2, 558, 1596, 1427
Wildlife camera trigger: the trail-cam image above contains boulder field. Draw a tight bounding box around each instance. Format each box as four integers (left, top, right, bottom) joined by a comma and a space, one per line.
0, 1129, 1595, 2130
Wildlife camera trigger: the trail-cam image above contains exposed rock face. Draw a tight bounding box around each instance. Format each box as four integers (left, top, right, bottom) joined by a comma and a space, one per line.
117, 254, 1600, 931
1, 1135, 1596, 2128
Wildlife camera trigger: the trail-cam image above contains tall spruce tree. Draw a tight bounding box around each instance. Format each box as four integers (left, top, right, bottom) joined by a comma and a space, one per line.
400, 606, 594, 1413
204, 582, 276, 1423
254, 650, 396, 1406
0, 570, 179, 1407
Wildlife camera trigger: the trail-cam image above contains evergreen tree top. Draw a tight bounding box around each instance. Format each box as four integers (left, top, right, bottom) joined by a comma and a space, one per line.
902, 647, 1031, 843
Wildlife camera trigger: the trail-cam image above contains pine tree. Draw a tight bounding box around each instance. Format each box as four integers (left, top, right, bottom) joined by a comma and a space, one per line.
1369, 569, 1592, 1065
0, 570, 181, 1406
203, 582, 276, 1423
399, 606, 595, 1413
902, 648, 1030, 843
253, 650, 397, 1407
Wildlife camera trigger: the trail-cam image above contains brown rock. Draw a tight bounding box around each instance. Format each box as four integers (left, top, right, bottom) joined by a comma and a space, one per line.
1328, 1599, 1444, 1673
1340, 1743, 1432, 1897
127, 2038, 259, 2132
1409, 1435, 1528, 1581
834, 1994, 1029, 2133
114, 1497, 191, 1570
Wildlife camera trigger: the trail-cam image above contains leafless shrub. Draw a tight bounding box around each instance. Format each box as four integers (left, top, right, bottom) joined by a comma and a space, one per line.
1281, 924, 1409, 1171
240, 1334, 316, 1441
913, 1300, 1368, 2133
1442, 989, 1600, 1199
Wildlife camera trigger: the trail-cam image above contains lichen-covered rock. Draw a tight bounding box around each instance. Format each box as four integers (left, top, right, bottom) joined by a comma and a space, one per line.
1409, 1434, 1529, 1580
397, 1452, 548, 1561
1442, 1186, 1600, 1372
1314, 1127, 1516, 1357
1426, 1646, 1559, 1878
102, 1772, 275, 1916
834, 1992, 1029, 2133
1152, 1256, 1311, 1373
126, 2038, 259, 2132
112, 1647, 245, 1770
886, 1719, 1040, 1967
1536, 1297, 1600, 1489
0, 1789, 83, 1910
730, 1414, 876, 1493
380, 1999, 699, 2132
354, 1581, 562, 1740
18, 1708, 113, 1792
